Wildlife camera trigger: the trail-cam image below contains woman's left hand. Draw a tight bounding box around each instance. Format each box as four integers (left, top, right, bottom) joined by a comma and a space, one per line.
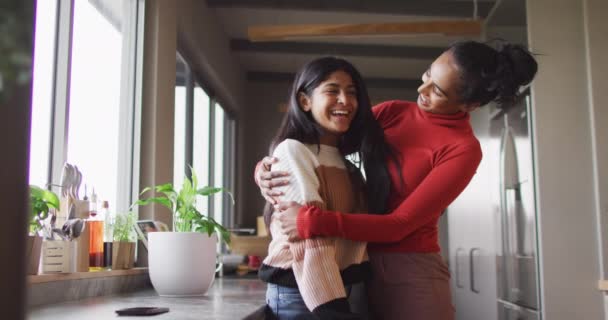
274, 201, 302, 241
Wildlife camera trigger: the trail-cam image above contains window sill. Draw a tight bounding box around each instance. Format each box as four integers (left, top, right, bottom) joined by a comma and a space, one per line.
28, 268, 151, 307
28, 267, 148, 284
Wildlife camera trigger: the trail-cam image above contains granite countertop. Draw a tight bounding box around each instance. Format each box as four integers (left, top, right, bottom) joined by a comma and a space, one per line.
28, 277, 267, 320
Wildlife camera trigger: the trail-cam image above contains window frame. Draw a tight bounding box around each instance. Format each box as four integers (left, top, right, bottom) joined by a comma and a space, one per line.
173, 53, 237, 230
41, 0, 144, 213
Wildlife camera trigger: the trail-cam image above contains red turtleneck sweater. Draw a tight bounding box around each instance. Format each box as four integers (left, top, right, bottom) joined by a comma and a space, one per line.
297, 100, 482, 253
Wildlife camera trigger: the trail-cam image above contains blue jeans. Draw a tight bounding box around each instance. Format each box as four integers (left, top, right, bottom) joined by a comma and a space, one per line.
265, 283, 369, 320
266, 284, 316, 319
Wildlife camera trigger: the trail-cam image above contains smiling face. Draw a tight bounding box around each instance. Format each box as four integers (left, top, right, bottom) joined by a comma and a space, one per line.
417, 51, 479, 115
299, 70, 358, 146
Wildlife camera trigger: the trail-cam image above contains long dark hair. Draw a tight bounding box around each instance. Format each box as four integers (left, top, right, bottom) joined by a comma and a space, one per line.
448, 40, 538, 106
263, 57, 393, 226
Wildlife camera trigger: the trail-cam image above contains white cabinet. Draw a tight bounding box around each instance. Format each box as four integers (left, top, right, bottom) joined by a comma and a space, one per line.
447, 107, 499, 320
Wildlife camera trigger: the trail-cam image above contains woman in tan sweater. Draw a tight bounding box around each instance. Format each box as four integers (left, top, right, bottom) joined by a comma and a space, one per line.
258, 56, 396, 320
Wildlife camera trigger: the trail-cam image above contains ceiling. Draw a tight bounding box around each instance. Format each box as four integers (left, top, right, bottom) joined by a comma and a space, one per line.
207, 0, 527, 91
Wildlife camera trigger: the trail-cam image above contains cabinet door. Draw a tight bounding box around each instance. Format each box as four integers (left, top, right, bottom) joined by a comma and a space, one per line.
449, 244, 472, 320
448, 107, 498, 320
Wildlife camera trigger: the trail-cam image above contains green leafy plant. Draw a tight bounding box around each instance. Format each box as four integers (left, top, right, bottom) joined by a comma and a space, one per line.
29, 185, 60, 235
113, 212, 137, 242
132, 169, 232, 245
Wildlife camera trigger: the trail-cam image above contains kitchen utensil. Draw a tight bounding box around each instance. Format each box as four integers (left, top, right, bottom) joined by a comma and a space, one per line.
68, 202, 76, 220
66, 164, 76, 199
62, 219, 85, 241
61, 163, 73, 199
41, 209, 58, 240
52, 228, 68, 241
73, 166, 82, 200
60, 164, 69, 198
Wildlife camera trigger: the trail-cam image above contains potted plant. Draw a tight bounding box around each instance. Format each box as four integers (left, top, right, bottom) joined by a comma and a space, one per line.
111, 211, 137, 270
133, 169, 232, 297
28, 185, 60, 275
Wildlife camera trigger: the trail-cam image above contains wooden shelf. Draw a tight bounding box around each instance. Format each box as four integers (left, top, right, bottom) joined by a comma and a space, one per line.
598, 280, 608, 291
28, 267, 148, 284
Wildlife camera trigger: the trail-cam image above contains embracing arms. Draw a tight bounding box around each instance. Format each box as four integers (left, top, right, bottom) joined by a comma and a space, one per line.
258, 142, 482, 243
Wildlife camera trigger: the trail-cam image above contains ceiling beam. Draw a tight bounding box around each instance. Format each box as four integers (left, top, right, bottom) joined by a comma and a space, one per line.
231, 39, 444, 60
207, 0, 494, 18
247, 71, 420, 90
248, 21, 483, 41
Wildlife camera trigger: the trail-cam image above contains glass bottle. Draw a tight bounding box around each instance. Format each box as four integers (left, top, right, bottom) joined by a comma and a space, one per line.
88, 189, 104, 271
101, 201, 113, 269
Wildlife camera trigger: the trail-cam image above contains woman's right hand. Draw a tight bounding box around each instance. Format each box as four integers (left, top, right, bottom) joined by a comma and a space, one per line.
255, 156, 290, 204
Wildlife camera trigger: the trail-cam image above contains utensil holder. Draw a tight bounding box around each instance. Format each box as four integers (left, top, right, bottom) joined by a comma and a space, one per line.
41, 240, 74, 273
73, 199, 90, 218
57, 197, 90, 226
41, 237, 90, 273
112, 241, 135, 270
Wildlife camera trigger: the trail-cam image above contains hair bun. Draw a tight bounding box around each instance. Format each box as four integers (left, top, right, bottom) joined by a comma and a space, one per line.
490, 43, 538, 104
498, 44, 538, 87
447, 40, 538, 106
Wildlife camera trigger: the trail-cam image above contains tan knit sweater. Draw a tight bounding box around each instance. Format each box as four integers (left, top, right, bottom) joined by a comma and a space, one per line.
260, 139, 369, 314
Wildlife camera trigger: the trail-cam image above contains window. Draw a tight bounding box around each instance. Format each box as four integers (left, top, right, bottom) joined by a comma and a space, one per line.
222, 108, 237, 228
67, 0, 124, 209
173, 54, 188, 190
212, 102, 225, 226
174, 54, 213, 217
29, 0, 144, 213
29, 0, 58, 187
193, 85, 211, 215
172, 56, 236, 229
212, 102, 237, 228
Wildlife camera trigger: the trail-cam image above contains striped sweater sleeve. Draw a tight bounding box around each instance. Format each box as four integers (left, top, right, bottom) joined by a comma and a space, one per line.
271, 140, 354, 318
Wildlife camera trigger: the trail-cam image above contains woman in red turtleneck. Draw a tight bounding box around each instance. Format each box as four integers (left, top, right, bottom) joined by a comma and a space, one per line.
256, 41, 538, 320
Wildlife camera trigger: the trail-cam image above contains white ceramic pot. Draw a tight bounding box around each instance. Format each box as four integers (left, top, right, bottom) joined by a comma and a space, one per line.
148, 232, 218, 297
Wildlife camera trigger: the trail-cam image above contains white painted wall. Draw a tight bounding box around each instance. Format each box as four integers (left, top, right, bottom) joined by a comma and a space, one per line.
583, 0, 608, 314
527, 0, 604, 319
583, 0, 608, 280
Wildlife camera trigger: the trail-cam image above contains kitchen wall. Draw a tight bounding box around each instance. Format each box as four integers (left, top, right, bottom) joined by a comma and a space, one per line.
139, 0, 247, 227
527, 0, 605, 318
583, 0, 608, 283
175, 0, 249, 229
139, 0, 178, 226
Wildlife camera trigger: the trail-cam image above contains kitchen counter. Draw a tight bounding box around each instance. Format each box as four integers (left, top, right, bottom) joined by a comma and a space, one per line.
28, 276, 267, 320
28, 268, 151, 307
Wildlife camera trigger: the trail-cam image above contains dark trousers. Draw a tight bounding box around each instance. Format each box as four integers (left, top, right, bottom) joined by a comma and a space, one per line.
368, 252, 455, 320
